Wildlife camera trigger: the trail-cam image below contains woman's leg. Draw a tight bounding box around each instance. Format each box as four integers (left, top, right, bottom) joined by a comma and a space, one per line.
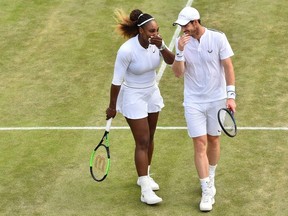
147, 112, 159, 165
126, 117, 150, 176
126, 114, 162, 204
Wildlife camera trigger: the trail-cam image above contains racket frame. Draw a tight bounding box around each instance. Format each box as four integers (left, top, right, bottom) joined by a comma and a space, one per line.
89, 118, 112, 182
217, 108, 237, 137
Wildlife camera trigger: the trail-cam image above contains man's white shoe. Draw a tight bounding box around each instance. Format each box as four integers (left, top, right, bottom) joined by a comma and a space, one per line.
141, 190, 162, 205
211, 185, 216, 197
199, 189, 215, 212
137, 176, 159, 191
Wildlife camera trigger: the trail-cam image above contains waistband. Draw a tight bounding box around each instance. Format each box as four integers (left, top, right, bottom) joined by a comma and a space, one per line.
123, 81, 157, 89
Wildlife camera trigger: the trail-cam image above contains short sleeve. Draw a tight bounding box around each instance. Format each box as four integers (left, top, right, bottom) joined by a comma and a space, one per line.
219, 33, 234, 60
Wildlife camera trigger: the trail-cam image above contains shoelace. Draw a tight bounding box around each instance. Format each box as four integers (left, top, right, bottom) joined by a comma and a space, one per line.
202, 190, 212, 203
203, 195, 210, 202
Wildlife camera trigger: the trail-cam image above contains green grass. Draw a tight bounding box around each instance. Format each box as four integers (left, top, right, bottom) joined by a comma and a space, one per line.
0, 0, 287, 215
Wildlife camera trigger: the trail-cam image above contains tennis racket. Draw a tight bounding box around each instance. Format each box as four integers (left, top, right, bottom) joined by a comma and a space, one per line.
90, 118, 112, 182
217, 108, 237, 137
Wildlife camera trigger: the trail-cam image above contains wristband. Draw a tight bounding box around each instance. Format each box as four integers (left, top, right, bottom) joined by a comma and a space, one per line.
175, 50, 184, 61
175, 37, 185, 61
226, 85, 236, 99
159, 40, 166, 51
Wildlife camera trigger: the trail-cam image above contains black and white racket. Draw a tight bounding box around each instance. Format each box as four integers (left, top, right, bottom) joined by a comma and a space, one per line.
89, 118, 112, 182
217, 108, 237, 137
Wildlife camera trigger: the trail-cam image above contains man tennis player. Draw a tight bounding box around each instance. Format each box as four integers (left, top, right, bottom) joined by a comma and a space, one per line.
172, 7, 236, 211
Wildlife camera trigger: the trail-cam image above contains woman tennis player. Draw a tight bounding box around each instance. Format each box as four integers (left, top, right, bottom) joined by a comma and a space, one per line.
105, 9, 174, 205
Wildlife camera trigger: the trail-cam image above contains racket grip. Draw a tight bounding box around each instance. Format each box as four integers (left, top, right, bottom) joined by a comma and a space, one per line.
106, 118, 113, 132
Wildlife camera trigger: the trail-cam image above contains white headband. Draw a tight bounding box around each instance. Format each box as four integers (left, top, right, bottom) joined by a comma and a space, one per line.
137, 17, 155, 27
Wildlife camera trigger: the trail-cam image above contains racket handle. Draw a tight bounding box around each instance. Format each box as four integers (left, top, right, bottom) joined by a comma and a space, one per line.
106, 118, 113, 132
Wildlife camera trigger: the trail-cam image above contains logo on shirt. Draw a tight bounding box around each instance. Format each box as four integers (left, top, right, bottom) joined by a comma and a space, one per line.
208, 50, 213, 53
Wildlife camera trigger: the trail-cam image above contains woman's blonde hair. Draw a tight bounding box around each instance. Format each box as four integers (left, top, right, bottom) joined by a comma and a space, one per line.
114, 9, 154, 39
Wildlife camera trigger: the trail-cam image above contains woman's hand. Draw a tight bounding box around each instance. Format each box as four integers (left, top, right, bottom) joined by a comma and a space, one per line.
149, 34, 163, 49
106, 107, 116, 120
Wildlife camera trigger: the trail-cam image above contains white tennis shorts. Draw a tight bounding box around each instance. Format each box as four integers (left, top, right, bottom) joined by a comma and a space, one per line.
116, 84, 164, 119
184, 99, 226, 138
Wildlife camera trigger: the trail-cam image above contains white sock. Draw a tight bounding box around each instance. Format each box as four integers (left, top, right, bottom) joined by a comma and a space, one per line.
209, 164, 217, 179
200, 177, 210, 191
148, 165, 151, 177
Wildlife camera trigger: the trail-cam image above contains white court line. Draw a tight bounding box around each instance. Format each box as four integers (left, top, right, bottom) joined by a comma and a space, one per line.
0, 126, 287, 131
156, 0, 194, 83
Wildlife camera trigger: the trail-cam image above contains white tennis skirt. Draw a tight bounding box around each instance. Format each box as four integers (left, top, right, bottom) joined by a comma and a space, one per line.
116, 84, 164, 119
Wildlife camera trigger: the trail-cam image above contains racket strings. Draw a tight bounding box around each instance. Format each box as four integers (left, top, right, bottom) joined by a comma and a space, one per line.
90, 120, 112, 182
218, 109, 237, 137
223, 115, 236, 134
92, 145, 109, 180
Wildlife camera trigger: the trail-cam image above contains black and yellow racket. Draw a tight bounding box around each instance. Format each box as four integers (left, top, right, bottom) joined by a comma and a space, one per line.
90, 118, 112, 182
217, 108, 237, 137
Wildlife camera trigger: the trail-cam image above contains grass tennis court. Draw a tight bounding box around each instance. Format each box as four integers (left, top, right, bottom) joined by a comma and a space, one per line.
0, 0, 287, 215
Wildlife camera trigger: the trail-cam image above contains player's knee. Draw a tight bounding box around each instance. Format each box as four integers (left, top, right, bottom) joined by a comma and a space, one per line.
136, 137, 150, 150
